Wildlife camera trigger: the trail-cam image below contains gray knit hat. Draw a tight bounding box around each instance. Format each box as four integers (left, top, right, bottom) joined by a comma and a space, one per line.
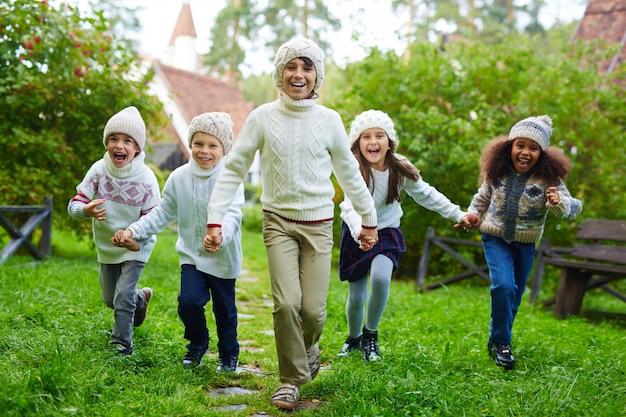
272, 37, 325, 93
102, 106, 146, 151
509, 115, 553, 150
187, 112, 234, 155
348, 110, 398, 147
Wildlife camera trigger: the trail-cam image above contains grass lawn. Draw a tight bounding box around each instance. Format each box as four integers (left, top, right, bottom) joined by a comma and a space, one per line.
0, 228, 624, 416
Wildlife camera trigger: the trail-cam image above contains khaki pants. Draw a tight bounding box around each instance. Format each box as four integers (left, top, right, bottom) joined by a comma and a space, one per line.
263, 212, 333, 386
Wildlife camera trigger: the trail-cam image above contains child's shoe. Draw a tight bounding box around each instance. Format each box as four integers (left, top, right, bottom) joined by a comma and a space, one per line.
216, 355, 238, 372
361, 326, 381, 362
182, 342, 209, 367
133, 287, 152, 327
489, 342, 515, 370
111, 342, 132, 356
337, 335, 361, 357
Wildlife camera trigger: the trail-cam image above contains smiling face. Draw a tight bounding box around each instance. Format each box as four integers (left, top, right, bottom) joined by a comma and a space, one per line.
281, 57, 316, 100
190, 132, 225, 170
358, 127, 391, 171
106, 134, 140, 168
510, 137, 541, 174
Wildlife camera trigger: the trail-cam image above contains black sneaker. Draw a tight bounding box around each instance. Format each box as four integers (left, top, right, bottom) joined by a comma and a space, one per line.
182, 342, 209, 367
216, 355, 238, 372
489, 342, 515, 370
361, 327, 381, 362
337, 335, 361, 357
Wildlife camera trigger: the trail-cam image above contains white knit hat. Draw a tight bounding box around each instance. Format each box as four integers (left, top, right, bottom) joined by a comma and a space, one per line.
187, 112, 234, 155
348, 110, 397, 147
272, 37, 325, 93
509, 115, 553, 150
102, 106, 146, 151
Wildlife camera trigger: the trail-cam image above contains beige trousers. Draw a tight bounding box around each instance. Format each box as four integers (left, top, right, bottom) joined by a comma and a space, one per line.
262, 212, 333, 386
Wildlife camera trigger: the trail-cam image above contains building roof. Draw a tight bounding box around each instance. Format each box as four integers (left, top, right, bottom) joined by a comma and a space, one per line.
573, 0, 626, 74
153, 61, 254, 140
168, 2, 197, 46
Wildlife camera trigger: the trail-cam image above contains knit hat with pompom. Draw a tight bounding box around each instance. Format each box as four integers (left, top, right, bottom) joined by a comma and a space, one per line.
509, 115, 553, 150
348, 110, 397, 147
272, 37, 325, 93
187, 112, 234, 155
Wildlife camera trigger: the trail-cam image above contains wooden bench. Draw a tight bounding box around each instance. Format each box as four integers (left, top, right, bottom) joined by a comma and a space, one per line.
0, 197, 53, 265
532, 219, 626, 318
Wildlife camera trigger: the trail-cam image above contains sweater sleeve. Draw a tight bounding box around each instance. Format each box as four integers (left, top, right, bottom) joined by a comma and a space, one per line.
404, 178, 466, 223
128, 173, 178, 240
547, 181, 583, 220
468, 182, 491, 218
339, 197, 363, 240
328, 113, 377, 228
219, 183, 245, 246
207, 116, 260, 226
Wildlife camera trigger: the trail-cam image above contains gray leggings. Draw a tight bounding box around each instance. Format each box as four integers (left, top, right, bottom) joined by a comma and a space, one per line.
345, 254, 394, 336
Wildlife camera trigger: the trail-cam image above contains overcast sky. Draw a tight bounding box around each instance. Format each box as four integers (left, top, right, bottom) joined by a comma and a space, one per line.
74, 0, 588, 75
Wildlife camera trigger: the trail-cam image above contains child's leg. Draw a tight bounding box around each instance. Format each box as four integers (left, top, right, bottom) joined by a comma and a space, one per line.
110, 260, 145, 350
346, 278, 368, 337
99, 263, 120, 309
365, 254, 393, 331
209, 277, 239, 359
178, 264, 211, 346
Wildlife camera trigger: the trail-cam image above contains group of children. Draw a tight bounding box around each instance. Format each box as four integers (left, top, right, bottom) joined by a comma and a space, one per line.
68, 37, 582, 411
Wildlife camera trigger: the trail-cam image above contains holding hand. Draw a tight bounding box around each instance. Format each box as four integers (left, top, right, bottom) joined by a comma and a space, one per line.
204, 226, 223, 253
546, 187, 560, 205
357, 228, 378, 252
454, 213, 481, 230
111, 229, 140, 252
84, 198, 107, 221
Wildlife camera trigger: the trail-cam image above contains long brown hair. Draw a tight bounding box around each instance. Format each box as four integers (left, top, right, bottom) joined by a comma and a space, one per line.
351, 138, 420, 204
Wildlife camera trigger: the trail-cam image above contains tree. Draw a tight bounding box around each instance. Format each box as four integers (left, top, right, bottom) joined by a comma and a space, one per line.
328, 33, 626, 278
0, 0, 164, 231
204, 0, 260, 85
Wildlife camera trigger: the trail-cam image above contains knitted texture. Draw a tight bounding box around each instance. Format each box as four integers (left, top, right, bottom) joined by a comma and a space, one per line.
468, 170, 582, 243
509, 115, 552, 150
103, 106, 146, 151
348, 110, 397, 147
187, 112, 234, 155
272, 37, 325, 92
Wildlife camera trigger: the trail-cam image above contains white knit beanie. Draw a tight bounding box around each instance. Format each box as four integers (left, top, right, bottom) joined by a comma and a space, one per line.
272, 37, 325, 93
102, 106, 146, 151
509, 115, 553, 150
187, 112, 234, 155
348, 110, 398, 147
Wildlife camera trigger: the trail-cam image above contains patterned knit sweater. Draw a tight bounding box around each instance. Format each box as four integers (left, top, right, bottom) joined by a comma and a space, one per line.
468, 169, 582, 243
67, 152, 161, 264
207, 93, 376, 228
127, 158, 244, 279
341, 168, 466, 240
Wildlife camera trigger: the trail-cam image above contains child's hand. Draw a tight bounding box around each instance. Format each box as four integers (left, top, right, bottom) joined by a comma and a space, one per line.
111, 229, 139, 251
546, 187, 560, 205
84, 198, 106, 220
204, 226, 222, 253
454, 213, 481, 230
357, 228, 378, 252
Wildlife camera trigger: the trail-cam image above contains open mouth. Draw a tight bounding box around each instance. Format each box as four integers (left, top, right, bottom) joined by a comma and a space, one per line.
114, 152, 127, 163
368, 149, 380, 155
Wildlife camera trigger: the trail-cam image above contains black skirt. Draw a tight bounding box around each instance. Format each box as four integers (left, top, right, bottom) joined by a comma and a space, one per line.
338, 222, 406, 282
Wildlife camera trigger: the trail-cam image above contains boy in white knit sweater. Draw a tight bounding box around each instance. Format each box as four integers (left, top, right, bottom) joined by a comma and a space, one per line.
67, 106, 161, 355
203, 38, 378, 410
112, 112, 244, 372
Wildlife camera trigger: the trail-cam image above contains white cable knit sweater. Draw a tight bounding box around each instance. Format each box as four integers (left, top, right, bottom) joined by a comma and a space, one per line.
207, 93, 376, 228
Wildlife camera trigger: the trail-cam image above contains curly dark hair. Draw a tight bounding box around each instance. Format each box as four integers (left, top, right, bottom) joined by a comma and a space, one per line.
478, 135, 572, 186
351, 138, 420, 204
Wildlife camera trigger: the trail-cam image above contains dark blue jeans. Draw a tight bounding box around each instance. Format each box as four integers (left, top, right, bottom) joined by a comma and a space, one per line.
178, 264, 239, 358
482, 234, 536, 345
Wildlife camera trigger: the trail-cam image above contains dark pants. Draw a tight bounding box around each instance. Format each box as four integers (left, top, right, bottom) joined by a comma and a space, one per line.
178, 264, 239, 357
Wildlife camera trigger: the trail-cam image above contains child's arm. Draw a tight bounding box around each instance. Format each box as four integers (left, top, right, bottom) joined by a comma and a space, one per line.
404, 177, 465, 223
546, 183, 583, 220
68, 197, 106, 221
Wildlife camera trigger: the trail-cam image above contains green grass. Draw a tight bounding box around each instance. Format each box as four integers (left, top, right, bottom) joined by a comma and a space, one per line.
0, 228, 624, 416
